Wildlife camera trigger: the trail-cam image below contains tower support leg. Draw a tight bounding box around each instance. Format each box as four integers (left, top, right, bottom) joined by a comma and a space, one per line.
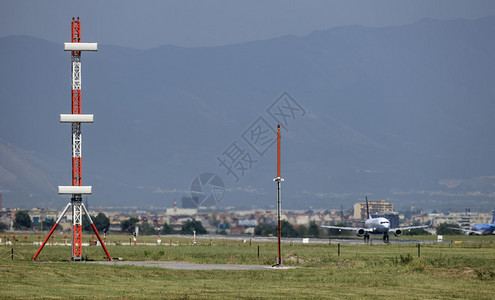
33, 202, 72, 261
81, 203, 112, 261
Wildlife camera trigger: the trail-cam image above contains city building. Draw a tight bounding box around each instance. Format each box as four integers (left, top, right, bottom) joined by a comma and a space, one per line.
428, 212, 493, 230
353, 199, 394, 220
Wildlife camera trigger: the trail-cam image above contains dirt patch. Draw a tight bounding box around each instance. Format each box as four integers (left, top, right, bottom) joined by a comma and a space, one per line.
284, 254, 308, 264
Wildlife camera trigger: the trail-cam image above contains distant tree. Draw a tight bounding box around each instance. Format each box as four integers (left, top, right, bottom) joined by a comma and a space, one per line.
121, 217, 139, 233
83, 213, 110, 233
139, 222, 158, 235
281, 220, 297, 237
308, 221, 320, 237
0, 222, 8, 232
436, 223, 462, 235
41, 218, 55, 231
181, 219, 207, 235
93, 213, 110, 232
254, 223, 276, 236
82, 216, 92, 232
296, 225, 308, 237
13, 211, 31, 229
160, 222, 174, 234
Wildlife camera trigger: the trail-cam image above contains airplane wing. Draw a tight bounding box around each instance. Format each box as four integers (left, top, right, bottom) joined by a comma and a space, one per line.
321, 225, 371, 232
391, 225, 429, 231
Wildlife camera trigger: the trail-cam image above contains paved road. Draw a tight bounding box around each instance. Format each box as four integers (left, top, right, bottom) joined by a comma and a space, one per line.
87, 261, 298, 270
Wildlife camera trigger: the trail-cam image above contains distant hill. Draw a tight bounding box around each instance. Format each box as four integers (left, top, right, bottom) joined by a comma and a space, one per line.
2, 17, 495, 211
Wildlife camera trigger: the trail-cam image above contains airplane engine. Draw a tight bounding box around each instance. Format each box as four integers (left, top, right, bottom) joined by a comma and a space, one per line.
392, 229, 403, 237
356, 228, 366, 237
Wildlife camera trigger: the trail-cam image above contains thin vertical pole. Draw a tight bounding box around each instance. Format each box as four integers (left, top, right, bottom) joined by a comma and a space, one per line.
277, 125, 281, 178
277, 180, 281, 266
273, 124, 284, 267
277, 124, 281, 266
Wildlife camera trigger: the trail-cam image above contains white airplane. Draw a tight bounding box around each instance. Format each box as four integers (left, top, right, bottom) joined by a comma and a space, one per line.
322, 197, 429, 243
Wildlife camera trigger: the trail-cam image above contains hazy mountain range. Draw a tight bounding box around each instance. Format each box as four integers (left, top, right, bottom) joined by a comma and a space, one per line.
2, 16, 495, 211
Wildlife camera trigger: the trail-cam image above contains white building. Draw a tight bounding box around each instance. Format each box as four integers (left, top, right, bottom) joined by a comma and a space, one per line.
428, 212, 493, 230
165, 208, 197, 216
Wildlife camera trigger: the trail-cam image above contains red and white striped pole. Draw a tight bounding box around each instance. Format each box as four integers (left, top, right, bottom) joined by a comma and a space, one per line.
273, 124, 284, 267
70, 17, 84, 261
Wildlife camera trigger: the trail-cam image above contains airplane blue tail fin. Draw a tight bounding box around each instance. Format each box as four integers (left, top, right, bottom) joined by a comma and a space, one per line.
366, 197, 370, 219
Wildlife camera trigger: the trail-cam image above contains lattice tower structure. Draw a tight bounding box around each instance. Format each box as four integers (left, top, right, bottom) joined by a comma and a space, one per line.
32, 17, 111, 262
70, 17, 83, 260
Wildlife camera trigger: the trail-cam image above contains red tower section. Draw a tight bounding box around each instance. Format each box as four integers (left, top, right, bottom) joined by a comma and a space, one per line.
71, 18, 82, 190
71, 17, 83, 259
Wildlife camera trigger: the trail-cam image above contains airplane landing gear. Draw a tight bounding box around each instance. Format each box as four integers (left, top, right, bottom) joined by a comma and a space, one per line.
383, 234, 389, 243
364, 234, 370, 243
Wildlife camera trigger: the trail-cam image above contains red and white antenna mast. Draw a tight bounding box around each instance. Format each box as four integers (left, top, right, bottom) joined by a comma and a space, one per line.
33, 17, 111, 261
273, 124, 284, 267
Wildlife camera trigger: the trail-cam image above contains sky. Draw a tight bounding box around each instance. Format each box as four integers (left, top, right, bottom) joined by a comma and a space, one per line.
2, 0, 495, 49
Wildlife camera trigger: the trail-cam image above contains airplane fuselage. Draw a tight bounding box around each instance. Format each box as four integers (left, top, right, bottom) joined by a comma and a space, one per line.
469, 224, 495, 235
364, 217, 391, 234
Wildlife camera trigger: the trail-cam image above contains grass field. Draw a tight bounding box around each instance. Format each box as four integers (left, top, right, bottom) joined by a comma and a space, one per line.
0, 234, 494, 299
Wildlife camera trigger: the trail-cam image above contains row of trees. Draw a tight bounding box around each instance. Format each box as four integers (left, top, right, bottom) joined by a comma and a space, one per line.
120, 218, 207, 236
5, 211, 112, 232
254, 220, 321, 237
2, 211, 463, 237
3, 211, 209, 236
